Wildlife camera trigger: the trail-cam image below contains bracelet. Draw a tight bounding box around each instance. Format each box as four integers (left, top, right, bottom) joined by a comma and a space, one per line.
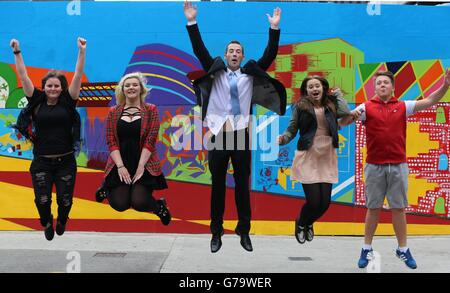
117, 165, 124, 169
13, 50, 21, 55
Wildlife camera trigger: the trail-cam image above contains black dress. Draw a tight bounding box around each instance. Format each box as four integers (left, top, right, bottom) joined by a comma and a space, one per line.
104, 111, 168, 191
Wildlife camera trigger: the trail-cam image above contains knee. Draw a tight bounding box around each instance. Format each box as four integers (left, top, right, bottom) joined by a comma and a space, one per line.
367, 208, 382, 217
57, 193, 73, 207
110, 202, 130, 212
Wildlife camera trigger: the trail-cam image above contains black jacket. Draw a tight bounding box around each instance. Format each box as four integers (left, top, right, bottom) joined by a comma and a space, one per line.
186, 23, 286, 120
281, 101, 339, 151
13, 90, 81, 155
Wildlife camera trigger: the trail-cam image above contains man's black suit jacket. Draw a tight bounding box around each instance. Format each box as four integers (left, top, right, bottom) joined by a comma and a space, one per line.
186, 23, 287, 121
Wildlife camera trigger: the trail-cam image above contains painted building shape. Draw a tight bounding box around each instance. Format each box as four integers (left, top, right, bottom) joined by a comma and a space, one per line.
119, 44, 202, 106
268, 38, 364, 104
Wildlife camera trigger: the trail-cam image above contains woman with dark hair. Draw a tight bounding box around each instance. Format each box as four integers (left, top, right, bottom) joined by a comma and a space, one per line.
278, 76, 351, 244
10, 37, 86, 241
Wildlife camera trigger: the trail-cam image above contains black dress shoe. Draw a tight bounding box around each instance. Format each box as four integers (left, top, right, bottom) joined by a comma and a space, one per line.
210, 233, 223, 253
44, 215, 54, 241
155, 198, 171, 226
56, 218, 66, 236
240, 234, 253, 252
235, 229, 253, 252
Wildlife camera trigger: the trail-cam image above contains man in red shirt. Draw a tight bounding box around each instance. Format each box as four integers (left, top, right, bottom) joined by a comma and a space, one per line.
342, 69, 450, 269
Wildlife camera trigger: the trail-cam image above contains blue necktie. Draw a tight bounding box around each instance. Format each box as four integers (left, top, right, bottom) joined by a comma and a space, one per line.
228, 71, 241, 116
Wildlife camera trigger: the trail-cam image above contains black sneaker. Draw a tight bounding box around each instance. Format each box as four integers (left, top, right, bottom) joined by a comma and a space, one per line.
95, 185, 109, 203
44, 215, 54, 241
55, 218, 67, 236
155, 198, 171, 225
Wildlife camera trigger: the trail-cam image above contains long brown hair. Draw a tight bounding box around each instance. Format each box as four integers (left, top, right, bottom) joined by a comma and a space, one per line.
41, 71, 68, 92
296, 75, 336, 115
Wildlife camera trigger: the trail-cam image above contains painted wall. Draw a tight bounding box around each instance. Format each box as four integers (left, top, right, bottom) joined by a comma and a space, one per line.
0, 1, 450, 235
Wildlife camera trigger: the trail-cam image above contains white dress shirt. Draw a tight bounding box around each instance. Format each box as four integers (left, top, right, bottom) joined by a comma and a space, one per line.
206, 68, 253, 135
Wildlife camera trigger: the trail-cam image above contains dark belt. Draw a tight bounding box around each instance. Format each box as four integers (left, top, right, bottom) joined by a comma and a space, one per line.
38, 152, 73, 163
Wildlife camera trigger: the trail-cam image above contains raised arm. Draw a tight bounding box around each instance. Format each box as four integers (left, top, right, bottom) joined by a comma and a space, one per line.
68, 37, 87, 100
10, 39, 34, 97
267, 7, 281, 30
184, 0, 214, 71
256, 7, 282, 71
413, 69, 450, 112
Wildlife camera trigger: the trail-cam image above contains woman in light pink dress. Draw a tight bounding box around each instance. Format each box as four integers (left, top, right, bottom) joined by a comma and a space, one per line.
278, 76, 351, 244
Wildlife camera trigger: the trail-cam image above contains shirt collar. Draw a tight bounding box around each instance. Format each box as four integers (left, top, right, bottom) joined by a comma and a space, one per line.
227, 68, 242, 76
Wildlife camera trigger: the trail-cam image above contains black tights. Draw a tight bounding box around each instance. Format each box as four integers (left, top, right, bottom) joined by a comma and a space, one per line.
108, 184, 157, 212
298, 183, 332, 227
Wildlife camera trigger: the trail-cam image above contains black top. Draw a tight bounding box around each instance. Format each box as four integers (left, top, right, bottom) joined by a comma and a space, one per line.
117, 118, 141, 175
104, 107, 168, 190
29, 89, 77, 156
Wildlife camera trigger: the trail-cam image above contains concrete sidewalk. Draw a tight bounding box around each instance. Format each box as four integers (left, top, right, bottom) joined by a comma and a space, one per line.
0, 231, 448, 273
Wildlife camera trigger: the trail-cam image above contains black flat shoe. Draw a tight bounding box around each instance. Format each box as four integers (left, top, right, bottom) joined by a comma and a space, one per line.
295, 219, 306, 244
306, 225, 314, 242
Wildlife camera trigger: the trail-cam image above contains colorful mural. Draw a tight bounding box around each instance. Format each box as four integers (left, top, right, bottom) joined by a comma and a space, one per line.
1, 1, 450, 235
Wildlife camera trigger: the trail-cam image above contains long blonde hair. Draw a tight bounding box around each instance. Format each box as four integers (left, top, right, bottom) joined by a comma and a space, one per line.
115, 72, 149, 105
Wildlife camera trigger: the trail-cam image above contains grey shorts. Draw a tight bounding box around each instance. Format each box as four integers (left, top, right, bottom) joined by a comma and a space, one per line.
363, 163, 409, 209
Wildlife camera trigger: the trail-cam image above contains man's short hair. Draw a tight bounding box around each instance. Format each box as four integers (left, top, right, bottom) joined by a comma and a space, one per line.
374, 71, 395, 85
225, 40, 244, 55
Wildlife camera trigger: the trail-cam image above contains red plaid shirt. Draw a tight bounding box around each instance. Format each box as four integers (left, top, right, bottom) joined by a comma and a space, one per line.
104, 103, 162, 177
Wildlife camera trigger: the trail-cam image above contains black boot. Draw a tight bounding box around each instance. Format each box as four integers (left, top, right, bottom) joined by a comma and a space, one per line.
155, 198, 171, 225
56, 217, 67, 236
44, 215, 54, 241
95, 184, 109, 203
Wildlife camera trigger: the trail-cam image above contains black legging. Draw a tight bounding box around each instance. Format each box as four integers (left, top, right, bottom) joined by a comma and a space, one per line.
298, 183, 332, 227
108, 184, 157, 212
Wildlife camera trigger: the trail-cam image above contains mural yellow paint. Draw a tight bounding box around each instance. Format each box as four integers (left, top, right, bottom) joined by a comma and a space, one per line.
406, 122, 439, 158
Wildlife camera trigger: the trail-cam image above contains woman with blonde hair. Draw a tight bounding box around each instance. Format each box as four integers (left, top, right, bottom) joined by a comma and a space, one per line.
98, 72, 171, 225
